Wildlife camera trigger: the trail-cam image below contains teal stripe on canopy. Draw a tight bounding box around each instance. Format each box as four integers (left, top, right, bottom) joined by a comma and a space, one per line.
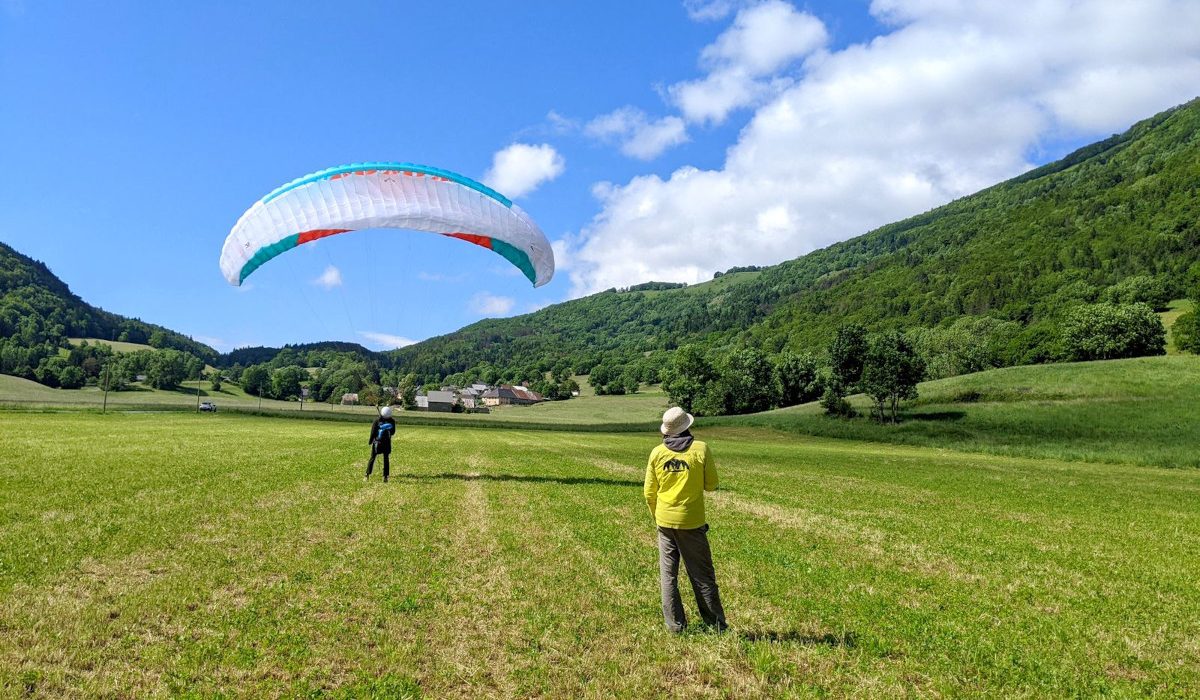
261, 162, 513, 209
490, 238, 537, 286
238, 233, 300, 284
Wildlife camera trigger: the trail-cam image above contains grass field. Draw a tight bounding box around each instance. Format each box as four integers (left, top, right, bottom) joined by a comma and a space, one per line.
639, 270, 763, 297
4, 353, 1197, 464
68, 338, 158, 354
717, 355, 1200, 468
0, 374, 667, 429
0, 374, 366, 414
1, 412, 1198, 697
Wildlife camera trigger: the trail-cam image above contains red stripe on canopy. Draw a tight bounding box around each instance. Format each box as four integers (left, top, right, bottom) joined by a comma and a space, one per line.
443, 232, 494, 249
297, 228, 351, 244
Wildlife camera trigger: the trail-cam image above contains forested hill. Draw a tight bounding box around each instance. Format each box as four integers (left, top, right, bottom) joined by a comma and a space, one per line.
221, 341, 377, 368
389, 97, 1200, 379
0, 241, 217, 361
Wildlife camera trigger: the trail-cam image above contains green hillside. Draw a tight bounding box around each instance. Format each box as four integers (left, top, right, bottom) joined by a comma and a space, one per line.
713, 354, 1200, 468
390, 98, 1200, 380
0, 241, 217, 361
220, 341, 377, 368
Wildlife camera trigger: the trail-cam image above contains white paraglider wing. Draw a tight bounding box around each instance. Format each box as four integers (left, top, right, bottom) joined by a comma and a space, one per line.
219, 162, 554, 287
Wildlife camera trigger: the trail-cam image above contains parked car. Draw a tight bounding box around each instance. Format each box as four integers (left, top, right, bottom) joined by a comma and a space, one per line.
199, 401, 216, 412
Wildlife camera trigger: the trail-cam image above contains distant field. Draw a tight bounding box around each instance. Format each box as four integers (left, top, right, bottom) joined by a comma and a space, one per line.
640, 270, 762, 297
482, 384, 667, 425
6, 353, 1199, 466
0, 374, 666, 428
1, 412, 1197, 697
66, 338, 220, 373
0, 374, 377, 415
68, 337, 156, 354
715, 355, 1200, 468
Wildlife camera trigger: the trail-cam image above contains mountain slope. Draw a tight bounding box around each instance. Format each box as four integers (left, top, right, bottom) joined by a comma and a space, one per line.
0, 241, 217, 361
390, 97, 1200, 379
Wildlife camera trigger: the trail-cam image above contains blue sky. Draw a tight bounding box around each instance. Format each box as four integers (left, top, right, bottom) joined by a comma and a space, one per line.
2, 1, 1198, 353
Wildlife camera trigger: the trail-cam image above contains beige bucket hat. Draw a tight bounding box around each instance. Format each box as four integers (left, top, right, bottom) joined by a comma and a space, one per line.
660, 406, 695, 436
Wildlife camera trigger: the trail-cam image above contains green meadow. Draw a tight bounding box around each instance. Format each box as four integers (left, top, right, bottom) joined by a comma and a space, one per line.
717, 355, 1200, 469
2, 411, 1198, 697
0, 371, 669, 428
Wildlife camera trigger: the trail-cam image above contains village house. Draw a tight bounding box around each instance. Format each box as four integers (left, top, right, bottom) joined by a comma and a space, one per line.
416, 390, 456, 412
481, 385, 544, 407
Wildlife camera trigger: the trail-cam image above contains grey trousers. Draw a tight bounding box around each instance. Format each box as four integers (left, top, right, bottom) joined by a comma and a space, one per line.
658, 524, 727, 633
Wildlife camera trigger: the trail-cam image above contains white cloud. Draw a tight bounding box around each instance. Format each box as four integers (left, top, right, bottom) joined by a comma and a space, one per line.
546, 110, 580, 133
683, 0, 742, 22
358, 331, 418, 349
469, 292, 516, 316
483, 143, 565, 198
585, 107, 689, 160
670, 0, 828, 124
567, 0, 1200, 296
698, 0, 828, 75
313, 265, 342, 289
550, 238, 576, 273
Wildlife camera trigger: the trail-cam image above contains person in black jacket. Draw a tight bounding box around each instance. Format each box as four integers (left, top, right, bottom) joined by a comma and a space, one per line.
366, 406, 397, 482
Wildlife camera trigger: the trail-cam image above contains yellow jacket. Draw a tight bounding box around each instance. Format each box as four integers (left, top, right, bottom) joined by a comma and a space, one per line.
644, 440, 718, 529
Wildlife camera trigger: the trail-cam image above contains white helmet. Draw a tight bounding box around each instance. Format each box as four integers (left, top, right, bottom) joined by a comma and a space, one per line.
380, 406, 393, 418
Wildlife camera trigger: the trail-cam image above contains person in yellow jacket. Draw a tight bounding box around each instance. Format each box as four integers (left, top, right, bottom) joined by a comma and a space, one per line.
644, 406, 728, 633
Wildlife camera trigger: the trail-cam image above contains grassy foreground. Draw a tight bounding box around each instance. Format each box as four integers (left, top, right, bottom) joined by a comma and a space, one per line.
2, 413, 1198, 697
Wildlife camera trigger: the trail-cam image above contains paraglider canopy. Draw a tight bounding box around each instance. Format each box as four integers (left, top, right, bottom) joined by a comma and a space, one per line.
220, 162, 555, 287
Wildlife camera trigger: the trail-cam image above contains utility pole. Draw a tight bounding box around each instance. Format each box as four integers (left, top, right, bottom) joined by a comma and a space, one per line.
101, 359, 110, 414
102, 328, 115, 415
196, 363, 203, 413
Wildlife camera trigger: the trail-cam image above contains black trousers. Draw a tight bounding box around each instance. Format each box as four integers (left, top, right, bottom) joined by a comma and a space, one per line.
366, 445, 390, 480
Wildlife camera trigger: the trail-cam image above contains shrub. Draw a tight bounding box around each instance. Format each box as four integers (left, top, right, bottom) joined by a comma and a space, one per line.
240, 364, 271, 396
58, 365, 86, 389
1102, 275, 1170, 311
1173, 310, 1200, 354
820, 386, 856, 418
1060, 303, 1166, 361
